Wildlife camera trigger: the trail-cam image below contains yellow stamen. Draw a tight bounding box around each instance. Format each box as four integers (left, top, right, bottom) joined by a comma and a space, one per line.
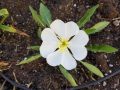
58, 38, 69, 52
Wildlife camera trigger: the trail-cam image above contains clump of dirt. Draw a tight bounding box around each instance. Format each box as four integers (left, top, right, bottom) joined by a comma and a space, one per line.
0, 0, 120, 90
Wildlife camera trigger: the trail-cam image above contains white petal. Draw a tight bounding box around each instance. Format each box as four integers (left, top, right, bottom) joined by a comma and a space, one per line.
50, 19, 65, 38
47, 50, 62, 66
68, 45, 87, 61
41, 28, 59, 43
65, 21, 79, 39
40, 42, 58, 58
61, 49, 77, 70
69, 30, 89, 46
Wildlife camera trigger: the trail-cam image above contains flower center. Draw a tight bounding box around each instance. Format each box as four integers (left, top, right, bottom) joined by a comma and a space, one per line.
58, 38, 69, 52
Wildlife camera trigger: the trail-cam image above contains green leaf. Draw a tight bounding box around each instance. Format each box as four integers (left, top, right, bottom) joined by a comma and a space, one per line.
59, 65, 78, 87
40, 3, 52, 26
80, 61, 104, 77
0, 9, 9, 23
85, 21, 110, 34
17, 54, 41, 65
27, 46, 39, 51
77, 4, 99, 28
87, 44, 118, 53
29, 6, 45, 27
0, 24, 16, 32
0, 9, 9, 17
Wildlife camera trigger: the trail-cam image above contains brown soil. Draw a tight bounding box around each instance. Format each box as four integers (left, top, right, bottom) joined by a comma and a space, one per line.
0, 0, 120, 90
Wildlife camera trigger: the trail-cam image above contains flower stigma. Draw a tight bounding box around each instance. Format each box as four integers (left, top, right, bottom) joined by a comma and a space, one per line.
58, 38, 69, 52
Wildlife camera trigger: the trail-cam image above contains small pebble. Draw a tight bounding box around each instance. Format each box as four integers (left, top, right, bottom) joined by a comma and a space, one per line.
105, 73, 108, 76
73, 4, 76, 7
104, 55, 107, 59
106, 36, 110, 40
103, 81, 107, 86
0, 51, 2, 54
109, 64, 113, 67
77, 71, 80, 74
113, 20, 120, 26
107, 59, 110, 62
86, 5, 90, 8
109, 70, 112, 73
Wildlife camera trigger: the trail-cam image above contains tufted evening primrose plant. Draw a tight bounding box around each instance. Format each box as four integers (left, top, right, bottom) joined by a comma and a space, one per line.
0, 9, 17, 33
40, 19, 89, 70
18, 3, 118, 87
0, 9, 29, 36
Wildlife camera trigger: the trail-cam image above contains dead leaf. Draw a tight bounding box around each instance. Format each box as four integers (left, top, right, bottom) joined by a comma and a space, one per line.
16, 29, 30, 37
0, 61, 9, 71
12, 26, 30, 37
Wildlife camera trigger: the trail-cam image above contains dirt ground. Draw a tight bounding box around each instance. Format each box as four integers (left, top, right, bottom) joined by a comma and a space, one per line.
0, 0, 120, 90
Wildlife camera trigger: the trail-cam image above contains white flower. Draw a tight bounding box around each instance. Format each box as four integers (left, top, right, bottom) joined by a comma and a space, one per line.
40, 19, 89, 70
